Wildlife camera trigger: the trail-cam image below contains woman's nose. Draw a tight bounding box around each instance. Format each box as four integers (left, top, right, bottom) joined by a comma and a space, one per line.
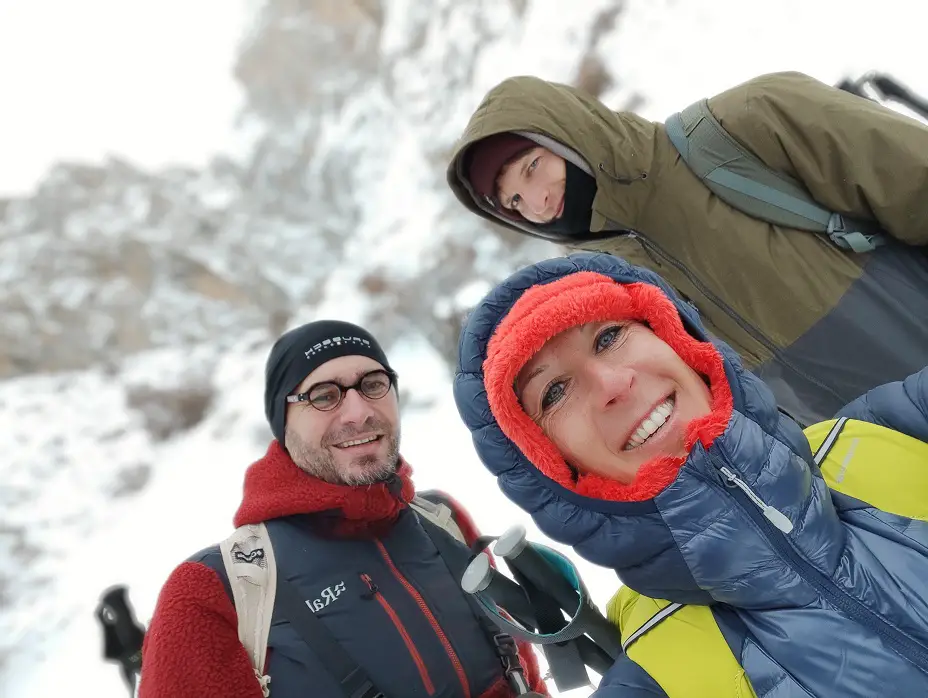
588, 362, 635, 408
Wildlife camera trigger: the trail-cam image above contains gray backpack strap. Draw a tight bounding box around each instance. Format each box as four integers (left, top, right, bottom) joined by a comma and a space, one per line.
409, 494, 466, 544
665, 99, 886, 253
219, 523, 276, 697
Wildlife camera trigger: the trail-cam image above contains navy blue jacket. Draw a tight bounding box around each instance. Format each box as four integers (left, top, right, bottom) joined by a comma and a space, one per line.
195, 510, 506, 698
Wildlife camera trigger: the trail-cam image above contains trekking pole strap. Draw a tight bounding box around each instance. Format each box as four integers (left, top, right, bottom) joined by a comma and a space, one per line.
472, 590, 599, 645
494, 531, 622, 658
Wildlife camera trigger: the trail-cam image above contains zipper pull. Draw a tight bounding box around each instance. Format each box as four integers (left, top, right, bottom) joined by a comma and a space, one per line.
360, 573, 378, 599
719, 466, 794, 533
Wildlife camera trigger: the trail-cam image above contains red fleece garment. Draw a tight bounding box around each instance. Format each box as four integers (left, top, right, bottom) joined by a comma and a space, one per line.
139, 562, 262, 698
140, 443, 546, 697
234, 441, 416, 537
484, 271, 733, 502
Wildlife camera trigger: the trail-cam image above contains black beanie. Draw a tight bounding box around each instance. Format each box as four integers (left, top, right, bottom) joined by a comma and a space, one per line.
264, 320, 393, 444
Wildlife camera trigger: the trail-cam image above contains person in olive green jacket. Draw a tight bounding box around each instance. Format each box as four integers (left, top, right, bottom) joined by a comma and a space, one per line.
446, 71, 928, 426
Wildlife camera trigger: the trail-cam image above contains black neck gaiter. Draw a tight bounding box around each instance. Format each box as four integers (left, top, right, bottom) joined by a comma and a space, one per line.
535, 160, 598, 237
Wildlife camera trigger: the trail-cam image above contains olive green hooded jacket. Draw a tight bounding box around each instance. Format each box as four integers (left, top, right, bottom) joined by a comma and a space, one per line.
447, 71, 928, 425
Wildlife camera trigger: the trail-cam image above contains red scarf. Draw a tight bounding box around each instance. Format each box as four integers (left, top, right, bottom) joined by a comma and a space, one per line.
233, 441, 416, 537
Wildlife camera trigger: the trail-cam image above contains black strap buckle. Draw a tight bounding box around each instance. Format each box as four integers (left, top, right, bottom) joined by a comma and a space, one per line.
494, 633, 528, 685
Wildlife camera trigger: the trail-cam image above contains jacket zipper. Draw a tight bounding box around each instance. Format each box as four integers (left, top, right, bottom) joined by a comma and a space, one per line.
361, 573, 436, 696
718, 466, 793, 533
706, 456, 928, 673
625, 230, 843, 404
375, 540, 471, 698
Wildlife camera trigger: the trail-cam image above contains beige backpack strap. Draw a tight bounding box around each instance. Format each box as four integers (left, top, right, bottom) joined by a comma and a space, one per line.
219, 523, 277, 697
410, 495, 466, 544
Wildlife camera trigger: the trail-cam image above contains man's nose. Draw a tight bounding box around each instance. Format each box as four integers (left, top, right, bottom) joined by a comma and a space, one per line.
526, 186, 548, 216
335, 386, 372, 423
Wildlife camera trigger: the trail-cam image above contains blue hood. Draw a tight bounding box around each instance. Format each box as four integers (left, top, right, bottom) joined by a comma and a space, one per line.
455, 252, 822, 604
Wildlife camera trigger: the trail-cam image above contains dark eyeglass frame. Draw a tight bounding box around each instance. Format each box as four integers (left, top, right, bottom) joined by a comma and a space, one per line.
286, 369, 397, 412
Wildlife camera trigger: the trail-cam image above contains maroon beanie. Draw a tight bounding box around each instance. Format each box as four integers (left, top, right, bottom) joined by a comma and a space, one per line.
466, 133, 535, 209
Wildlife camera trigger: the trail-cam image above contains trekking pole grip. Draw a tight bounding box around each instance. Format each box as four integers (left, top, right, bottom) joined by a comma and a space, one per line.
495, 525, 622, 658
462, 552, 538, 628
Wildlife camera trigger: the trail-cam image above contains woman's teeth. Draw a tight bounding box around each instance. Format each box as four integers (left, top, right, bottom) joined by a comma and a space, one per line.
624, 398, 674, 451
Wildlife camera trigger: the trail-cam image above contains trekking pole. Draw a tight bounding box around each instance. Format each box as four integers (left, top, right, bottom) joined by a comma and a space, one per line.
462, 552, 539, 628
462, 551, 615, 674
837, 72, 928, 121
494, 525, 622, 659
869, 73, 928, 121
461, 553, 550, 695
96, 585, 146, 696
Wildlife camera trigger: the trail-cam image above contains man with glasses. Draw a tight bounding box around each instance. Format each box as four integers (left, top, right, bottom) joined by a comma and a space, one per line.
139, 320, 545, 698
273, 321, 403, 490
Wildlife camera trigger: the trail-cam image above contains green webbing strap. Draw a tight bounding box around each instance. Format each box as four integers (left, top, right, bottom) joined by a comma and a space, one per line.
703, 167, 831, 227
826, 215, 886, 252
834, 231, 882, 253
665, 99, 886, 253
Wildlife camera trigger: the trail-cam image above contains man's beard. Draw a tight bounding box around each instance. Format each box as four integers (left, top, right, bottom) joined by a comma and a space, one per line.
285, 419, 401, 487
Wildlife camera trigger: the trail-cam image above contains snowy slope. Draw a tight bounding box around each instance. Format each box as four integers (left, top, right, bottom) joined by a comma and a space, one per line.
2, 0, 926, 696
4, 333, 623, 698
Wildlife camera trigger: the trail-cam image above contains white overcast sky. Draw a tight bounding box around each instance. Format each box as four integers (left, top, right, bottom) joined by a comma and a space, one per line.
0, 0, 246, 195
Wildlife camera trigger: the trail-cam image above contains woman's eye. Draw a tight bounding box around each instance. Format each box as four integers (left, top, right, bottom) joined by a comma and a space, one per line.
541, 381, 566, 410
595, 325, 623, 353
529, 157, 539, 171
510, 194, 522, 209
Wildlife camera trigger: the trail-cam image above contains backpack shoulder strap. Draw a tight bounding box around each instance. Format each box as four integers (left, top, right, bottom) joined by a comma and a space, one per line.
409, 493, 466, 544
218, 523, 385, 698
665, 99, 885, 253
219, 523, 276, 697
805, 418, 928, 522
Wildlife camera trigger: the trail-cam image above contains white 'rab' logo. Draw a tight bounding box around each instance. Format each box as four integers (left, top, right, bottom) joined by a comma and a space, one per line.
305, 581, 346, 612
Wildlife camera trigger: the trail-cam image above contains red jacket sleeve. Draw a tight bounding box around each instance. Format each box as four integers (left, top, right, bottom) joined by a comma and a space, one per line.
139, 561, 265, 698
438, 492, 549, 696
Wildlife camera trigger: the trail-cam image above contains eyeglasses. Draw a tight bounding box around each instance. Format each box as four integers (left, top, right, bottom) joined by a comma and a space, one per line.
286, 369, 397, 412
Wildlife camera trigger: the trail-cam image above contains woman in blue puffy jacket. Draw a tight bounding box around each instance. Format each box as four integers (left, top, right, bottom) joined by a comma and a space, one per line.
454, 251, 928, 697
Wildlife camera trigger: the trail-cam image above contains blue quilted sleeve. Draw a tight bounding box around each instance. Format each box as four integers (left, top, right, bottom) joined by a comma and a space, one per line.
836, 366, 928, 443
590, 655, 668, 697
